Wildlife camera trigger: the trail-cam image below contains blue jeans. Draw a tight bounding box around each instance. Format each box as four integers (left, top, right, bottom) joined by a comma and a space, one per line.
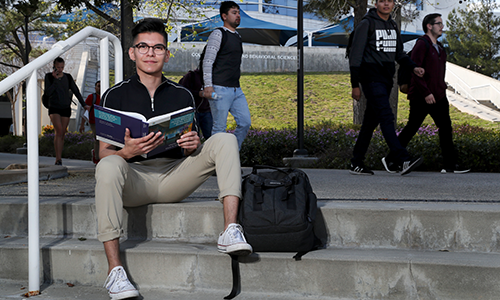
352, 82, 410, 166
210, 85, 251, 149
196, 111, 213, 140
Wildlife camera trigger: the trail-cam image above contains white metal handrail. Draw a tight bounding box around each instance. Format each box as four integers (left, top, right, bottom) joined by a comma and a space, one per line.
446, 67, 480, 104
0, 26, 123, 295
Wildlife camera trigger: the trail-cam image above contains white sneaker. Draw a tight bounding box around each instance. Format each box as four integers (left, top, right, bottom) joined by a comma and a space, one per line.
103, 266, 140, 300
217, 223, 253, 256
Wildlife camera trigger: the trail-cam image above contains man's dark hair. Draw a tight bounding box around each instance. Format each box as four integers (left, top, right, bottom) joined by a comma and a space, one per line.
53, 57, 64, 67
422, 13, 442, 33
131, 18, 168, 46
95, 80, 100, 86
220, 1, 239, 16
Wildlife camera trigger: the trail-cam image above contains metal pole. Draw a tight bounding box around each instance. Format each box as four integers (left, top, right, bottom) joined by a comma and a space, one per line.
294, 0, 308, 157
27, 70, 40, 294
100, 37, 110, 93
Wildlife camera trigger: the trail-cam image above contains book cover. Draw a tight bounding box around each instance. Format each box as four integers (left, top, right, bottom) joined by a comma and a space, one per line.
94, 105, 194, 158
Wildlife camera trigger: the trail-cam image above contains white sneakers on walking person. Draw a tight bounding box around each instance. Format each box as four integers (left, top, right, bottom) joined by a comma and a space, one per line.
103, 266, 140, 300
218, 223, 253, 256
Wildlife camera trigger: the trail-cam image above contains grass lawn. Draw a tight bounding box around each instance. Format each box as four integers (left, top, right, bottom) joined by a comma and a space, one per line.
166, 72, 500, 131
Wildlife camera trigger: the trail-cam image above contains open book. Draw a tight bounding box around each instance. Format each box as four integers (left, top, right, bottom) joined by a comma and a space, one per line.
94, 105, 194, 158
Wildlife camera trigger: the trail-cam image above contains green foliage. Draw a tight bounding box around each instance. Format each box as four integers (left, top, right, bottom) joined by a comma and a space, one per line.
0, 135, 26, 153
445, 0, 500, 79
38, 131, 94, 159
239, 123, 500, 172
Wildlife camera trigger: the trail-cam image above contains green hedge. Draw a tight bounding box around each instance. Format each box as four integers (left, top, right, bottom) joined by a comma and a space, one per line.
239, 123, 500, 172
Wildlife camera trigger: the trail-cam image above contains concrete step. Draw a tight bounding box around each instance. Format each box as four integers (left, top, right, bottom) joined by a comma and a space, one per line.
1, 237, 499, 300
478, 100, 500, 112
1, 198, 500, 253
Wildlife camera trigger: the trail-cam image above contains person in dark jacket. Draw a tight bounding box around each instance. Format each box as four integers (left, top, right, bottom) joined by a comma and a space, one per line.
44, 57, 90, 165
349, 0, 425, 176
179, 46, 213, 139
385, 13, 470, 174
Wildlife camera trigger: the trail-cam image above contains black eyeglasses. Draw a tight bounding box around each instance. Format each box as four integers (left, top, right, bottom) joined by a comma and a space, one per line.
432, 22, 444, 27
133, 43, 167, 55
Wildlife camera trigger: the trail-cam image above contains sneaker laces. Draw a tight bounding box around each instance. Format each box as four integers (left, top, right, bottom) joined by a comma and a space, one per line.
104, 266, 134, 292
227, 224, 246, 243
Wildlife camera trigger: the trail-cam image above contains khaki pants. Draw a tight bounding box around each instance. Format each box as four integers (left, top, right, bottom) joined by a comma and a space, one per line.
95, 133, 241, 242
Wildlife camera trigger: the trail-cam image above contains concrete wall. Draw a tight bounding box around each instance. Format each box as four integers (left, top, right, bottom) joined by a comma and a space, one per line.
165, 43, 349, 73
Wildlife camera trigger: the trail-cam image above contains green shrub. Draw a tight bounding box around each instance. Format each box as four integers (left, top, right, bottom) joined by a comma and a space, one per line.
39, 131, 94, 159
0, 135, 26, 153
1, 122, 498, 172
240, 123, 500, 172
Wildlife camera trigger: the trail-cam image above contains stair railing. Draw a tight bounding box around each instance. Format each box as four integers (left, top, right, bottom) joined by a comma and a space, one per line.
0, 26, 123, 295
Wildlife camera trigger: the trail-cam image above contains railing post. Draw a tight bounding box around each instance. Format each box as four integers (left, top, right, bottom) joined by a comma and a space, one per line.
27, 70, 40, 294
100, 37, 110, 94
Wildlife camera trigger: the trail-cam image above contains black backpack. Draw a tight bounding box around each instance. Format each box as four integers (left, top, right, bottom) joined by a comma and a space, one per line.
225, 166, 321, 299
346, 17, 375, 59
397, 37, 430, 94
239, 165, 319, 253
42, 74, 55, 109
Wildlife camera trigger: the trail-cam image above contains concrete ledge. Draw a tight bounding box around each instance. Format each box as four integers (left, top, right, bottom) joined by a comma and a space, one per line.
2, 199, 500, 253
1, 237, 499, 299
0, 164, 68, 186
283, 156, 319, 168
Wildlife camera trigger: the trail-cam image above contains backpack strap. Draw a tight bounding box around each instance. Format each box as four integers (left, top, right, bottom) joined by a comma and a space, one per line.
224, 254, 241, 299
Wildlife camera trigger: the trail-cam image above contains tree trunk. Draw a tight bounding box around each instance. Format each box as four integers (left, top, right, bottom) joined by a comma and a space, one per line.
122, 0, 135, 79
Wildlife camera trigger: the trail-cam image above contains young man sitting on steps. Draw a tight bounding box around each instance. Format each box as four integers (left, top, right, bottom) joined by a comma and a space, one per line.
95, 18, 252, 300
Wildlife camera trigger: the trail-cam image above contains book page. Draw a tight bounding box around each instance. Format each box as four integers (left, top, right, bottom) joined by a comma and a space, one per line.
148, 106, 193, 126
105, 107, 147, 122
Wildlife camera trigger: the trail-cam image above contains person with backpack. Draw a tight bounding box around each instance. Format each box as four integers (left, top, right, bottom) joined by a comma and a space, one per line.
79, 81, 101, 164
179, 46, 213, 140
44, 57, 90, 166
348, 0, 425, 176
202, 1, 251, 150
383, 14, 470, 174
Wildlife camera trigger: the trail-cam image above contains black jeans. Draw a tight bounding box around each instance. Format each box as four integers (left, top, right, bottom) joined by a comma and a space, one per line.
390, 96, 456, 169
352, 82, 410, 166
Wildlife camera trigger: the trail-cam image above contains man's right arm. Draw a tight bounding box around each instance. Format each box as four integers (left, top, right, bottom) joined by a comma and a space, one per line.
202, 29, 223, 96
349, 19, 370, 90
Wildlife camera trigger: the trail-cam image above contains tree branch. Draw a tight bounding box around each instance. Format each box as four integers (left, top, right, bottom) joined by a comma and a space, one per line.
83, 0, 119, 26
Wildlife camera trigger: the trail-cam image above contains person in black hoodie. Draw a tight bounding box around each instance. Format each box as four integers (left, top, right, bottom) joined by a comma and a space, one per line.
349, 0, 425, 176
384, 13, 470, 174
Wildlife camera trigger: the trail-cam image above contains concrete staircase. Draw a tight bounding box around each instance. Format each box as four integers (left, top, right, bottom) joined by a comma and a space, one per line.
478, 100, 500, 112
1, 196, 500, 299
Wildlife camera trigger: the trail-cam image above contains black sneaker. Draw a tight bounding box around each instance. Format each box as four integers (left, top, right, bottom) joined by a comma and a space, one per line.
400, 156, 423, 176
349, 164, 374, 175
441, 165, 471, 174
381, 157, 400, 173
